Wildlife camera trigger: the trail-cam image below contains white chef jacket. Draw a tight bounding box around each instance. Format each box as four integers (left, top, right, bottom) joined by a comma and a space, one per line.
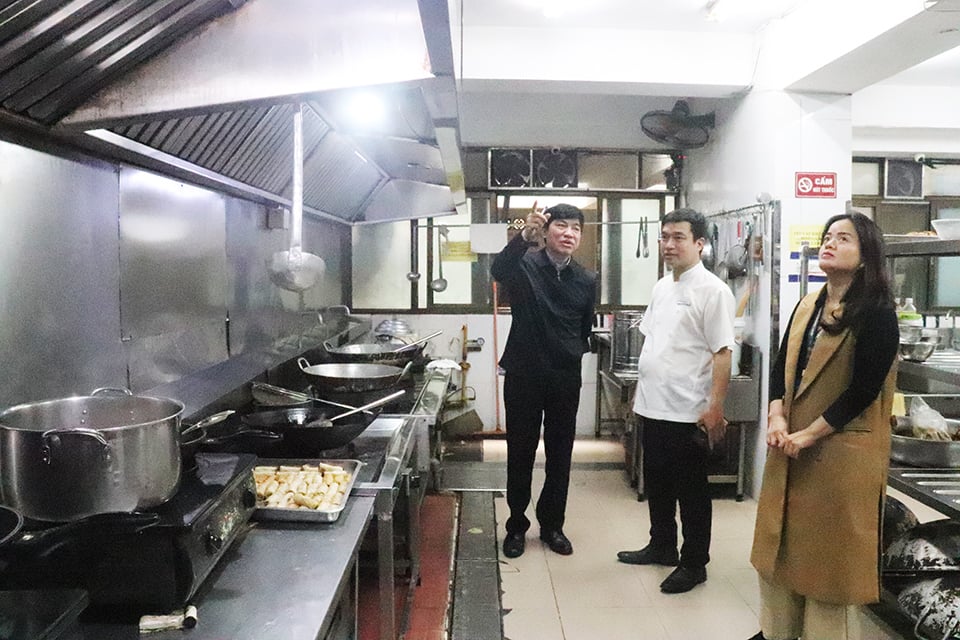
632, 261, 736, 423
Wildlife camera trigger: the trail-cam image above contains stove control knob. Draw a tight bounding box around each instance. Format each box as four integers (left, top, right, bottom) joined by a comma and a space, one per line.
205, 531, 224, 554
242, 488, 256, 509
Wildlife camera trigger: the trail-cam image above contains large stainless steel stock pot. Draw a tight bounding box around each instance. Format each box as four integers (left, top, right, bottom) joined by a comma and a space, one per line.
0, 389, 184, 522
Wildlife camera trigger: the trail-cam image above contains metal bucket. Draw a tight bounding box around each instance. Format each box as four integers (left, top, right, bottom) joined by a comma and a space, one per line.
612, 311, 644, 374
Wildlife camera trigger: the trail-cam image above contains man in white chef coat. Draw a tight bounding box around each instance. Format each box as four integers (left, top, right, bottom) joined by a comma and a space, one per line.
616, 207, 735, 594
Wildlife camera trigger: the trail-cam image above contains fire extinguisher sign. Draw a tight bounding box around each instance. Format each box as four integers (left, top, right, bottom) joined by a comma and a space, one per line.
795, 172, 837, 198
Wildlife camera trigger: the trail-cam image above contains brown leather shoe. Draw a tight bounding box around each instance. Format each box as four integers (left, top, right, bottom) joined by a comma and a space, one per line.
539, 529, 573, 555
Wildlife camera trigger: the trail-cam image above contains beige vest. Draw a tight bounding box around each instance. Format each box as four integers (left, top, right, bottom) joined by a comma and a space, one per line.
751, 292, 896, 605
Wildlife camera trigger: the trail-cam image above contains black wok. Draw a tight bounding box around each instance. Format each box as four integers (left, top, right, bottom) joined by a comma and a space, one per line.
0, 504, 159, 556
241, 406, 381, 452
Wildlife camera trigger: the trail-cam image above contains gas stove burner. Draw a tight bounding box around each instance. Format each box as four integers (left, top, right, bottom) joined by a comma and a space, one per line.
0, 453, 258, 619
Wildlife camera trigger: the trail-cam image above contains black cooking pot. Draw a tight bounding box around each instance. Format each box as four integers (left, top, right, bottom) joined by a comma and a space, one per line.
883, 495, 920, 555
884, 519, 960, 574
898, 574, 960, 640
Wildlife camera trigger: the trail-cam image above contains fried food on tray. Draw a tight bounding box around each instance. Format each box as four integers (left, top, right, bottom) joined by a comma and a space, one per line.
254, 463, 352, 511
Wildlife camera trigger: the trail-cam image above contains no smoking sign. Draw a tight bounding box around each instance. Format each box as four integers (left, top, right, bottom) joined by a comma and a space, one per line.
795, 172, 837, 198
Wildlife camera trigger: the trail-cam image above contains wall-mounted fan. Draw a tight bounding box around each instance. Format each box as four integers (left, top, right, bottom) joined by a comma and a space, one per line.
490, 149, 532, 187
640, 100, 715, 149
533, 149, 578, 188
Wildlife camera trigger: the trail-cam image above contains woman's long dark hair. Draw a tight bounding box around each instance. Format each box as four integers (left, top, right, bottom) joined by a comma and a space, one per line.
820, 211, 895, 334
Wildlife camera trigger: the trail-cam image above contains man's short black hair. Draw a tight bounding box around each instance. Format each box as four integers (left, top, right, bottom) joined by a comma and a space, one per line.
662, 207, 707, 241
544, 203, 584, 228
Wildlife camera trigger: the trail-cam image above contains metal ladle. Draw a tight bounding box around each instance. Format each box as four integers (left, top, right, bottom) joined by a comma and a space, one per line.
429, 227, 448, 292
268, 104, 325, 292
311, 389, 407, 428
391, 329, 443, 352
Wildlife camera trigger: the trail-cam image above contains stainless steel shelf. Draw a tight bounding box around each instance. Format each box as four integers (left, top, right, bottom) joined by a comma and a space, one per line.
898, 350, 960, 389
884, 238, 960, 257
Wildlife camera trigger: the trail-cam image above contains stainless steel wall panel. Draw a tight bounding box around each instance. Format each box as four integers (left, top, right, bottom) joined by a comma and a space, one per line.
0, 140, 125, 406
125, 319, 228, 392
118, 166, 228, 341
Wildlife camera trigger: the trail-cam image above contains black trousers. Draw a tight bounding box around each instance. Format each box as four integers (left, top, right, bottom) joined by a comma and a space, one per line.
641, 416, 712, 568
503, 367, 581, 535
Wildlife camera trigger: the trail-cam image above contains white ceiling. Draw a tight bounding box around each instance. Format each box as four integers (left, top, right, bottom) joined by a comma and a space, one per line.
452, 0, 960, 156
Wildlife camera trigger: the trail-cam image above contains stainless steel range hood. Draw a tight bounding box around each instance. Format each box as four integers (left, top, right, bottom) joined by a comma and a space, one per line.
0, 0, 464, 225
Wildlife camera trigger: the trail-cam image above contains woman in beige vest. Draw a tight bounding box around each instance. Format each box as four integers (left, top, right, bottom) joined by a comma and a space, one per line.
749, 213, 899, 640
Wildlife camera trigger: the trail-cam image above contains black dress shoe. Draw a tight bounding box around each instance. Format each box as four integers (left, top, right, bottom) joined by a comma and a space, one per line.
747, 633, 797, 640
616, 545, 679, 566
659, 565, 707, 593
502, 532, 525, 558
539, 529, 573, 555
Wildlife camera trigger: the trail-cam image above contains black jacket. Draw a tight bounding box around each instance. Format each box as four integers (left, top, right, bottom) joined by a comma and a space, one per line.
491, 234, 596, 373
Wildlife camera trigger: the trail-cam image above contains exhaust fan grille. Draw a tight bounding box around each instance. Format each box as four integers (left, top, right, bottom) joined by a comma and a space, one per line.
489, 148, 579, 189
885, 159, 924, 199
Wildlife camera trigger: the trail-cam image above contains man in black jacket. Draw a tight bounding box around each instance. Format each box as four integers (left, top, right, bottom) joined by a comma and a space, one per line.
491, 203, 597, 558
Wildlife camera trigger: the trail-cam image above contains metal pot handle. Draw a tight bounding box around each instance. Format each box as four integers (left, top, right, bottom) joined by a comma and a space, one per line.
41, 428, 109, 465
297, 357, 311, 372
90, 387, 132, 397
912, 603, 958, 640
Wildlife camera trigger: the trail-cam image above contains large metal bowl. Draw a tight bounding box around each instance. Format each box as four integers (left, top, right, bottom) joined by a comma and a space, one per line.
900, 340, 937, 362
892, 417, 960, 467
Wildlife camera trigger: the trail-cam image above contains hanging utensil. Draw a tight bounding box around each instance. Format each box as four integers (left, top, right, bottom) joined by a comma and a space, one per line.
635, 219, 643, 258
268, 103, 325, 292
701, 222, 718, 271
429, 227, 447, 292
641, 217, 650, 258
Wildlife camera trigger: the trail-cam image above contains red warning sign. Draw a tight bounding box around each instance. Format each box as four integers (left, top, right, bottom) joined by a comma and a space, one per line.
795, 172, 837, 198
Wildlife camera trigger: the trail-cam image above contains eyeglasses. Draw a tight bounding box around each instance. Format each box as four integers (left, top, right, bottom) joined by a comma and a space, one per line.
658, 233, 690, 244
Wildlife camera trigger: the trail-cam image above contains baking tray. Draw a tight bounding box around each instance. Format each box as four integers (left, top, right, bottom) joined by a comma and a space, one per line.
252, 459, 361, 523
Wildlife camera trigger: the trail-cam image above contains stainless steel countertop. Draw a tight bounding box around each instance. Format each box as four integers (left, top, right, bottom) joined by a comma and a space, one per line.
67, 495, 376, 640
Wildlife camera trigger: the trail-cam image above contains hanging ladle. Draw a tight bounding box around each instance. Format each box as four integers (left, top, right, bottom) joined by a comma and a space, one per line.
429, 226, 448, 292
391, 329, 444, 352
268, 103, 325, 292
311, 389, 407, 428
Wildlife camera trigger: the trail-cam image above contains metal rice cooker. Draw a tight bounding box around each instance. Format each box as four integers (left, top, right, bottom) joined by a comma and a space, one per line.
0, 389, 184, 522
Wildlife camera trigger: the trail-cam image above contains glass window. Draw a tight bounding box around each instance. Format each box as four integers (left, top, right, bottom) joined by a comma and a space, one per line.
352, 220, 411, 309
852, 160, 881, 196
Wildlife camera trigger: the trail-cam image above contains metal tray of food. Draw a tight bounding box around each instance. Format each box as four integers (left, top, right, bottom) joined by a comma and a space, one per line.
252, 459, 361, 523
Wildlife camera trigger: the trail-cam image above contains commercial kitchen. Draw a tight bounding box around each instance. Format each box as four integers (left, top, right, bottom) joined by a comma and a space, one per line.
1, 1, 960, 639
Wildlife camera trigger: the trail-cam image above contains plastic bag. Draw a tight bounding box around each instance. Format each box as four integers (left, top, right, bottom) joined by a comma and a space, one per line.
909, 396, 953, 441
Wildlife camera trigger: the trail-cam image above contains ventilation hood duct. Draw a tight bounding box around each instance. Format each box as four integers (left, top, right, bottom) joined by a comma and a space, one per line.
0, 0, 463, 225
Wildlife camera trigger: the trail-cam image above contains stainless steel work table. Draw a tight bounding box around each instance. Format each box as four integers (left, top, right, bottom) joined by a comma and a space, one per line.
67, 495, 376, 640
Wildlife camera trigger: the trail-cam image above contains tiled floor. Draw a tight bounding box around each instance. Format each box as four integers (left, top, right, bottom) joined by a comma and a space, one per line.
488, 438, 910, 640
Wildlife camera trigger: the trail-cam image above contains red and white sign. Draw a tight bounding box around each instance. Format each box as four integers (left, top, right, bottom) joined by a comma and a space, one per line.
795, 172, 837, 198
